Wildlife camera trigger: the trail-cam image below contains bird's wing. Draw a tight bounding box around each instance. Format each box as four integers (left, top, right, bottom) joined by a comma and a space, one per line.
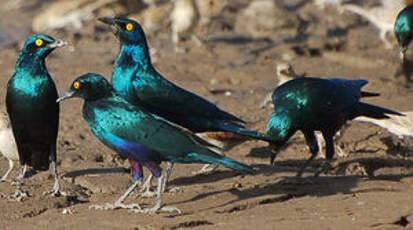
88, 98, 222, 161
132, 71, 244, 123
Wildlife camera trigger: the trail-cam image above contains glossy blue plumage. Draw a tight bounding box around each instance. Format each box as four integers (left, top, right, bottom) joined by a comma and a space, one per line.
6, 34, 60, 170
100, 17, 272, 142
60, 73, 253, 181
267, 77, 402, 176
6, 34, 64, 197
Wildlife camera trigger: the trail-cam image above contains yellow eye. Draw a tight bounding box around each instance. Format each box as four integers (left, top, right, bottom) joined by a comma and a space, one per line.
35, 39, 43, 47
73, 81, 80, 89
126, 23, 133, 31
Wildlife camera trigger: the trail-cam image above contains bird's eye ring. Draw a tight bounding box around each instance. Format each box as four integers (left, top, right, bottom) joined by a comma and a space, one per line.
126, 23, 133, 31
73, 81, 80, 89
35, 39, 44, 47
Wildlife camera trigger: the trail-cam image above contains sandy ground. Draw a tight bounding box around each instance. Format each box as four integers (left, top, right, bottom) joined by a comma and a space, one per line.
0, 1, 413, 229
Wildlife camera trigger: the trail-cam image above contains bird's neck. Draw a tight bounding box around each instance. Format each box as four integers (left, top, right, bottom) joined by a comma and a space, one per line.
15, 53, 48, 76
115, 43, 152, 72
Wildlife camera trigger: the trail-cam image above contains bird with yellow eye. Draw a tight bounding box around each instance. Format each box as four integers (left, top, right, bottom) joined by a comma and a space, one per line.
6, 34, 66, 200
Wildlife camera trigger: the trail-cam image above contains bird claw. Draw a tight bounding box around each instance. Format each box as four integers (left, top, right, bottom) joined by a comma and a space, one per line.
129, 205, 181, 214
42, 189, 66, 197
9, 190, 29, 201
89, 202, 142, 211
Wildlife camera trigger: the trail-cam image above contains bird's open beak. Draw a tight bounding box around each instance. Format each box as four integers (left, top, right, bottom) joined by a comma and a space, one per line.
56, 91, 75, 103
48, 39, 67, 48
98, 17, 115, 25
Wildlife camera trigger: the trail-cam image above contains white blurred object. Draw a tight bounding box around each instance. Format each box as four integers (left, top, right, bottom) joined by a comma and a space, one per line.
355, 111, 413, 146
140, 2, 173, 34
195, 0, 228, 28
235, 0, 297, 38
341, 3, 402, 49
314, 0, 363, 11
379, 0, 408, 10
0, 112, 19, 182
170, 0, 201, 52
32, 0, 117, 32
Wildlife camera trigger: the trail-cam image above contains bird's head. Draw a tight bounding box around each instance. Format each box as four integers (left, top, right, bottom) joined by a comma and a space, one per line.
394, 5, 413, 60
98, 16, 147, 45
57, 73, 112, 102
21, 34, 65, 59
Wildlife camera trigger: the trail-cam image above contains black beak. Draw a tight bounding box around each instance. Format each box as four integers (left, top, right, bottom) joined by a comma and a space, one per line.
98, 17, 115, 25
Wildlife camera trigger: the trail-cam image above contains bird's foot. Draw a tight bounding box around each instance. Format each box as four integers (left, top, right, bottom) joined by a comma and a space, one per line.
42, 188, 66, 197
130, 205, 181, 214
141, 189, 157, 198
9, 189, 29, 201
89, 202, 142, 211
141, 186, 181, 198
192, 164, 218, 175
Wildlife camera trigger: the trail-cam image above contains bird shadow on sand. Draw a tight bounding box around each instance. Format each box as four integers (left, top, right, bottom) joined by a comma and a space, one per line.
63, 167, 129, 178
169, 161, 413, 215
379, 136, 412, 158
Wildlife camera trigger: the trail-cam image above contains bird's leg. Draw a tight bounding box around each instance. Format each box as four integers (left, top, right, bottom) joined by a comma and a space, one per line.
131, 173, 181, 214
1, 159, 14, 182
192, 163, 219, 175
89, 180, 142, 211
314, 133, 335, 177
43, 147, 65, 197
141, 162, 178, 197
163, 162, 180, 193
140, 174, 154, 197
296, 131, 319, 178
334, 124, 349, 157
10, 164, 28, 201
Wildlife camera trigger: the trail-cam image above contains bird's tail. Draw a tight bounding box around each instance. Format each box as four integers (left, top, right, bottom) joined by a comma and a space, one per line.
354, 102, 403, 119
186, 153, 253, 173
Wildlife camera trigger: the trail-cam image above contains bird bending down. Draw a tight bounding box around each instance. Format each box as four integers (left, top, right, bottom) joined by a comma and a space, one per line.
98, 16, 273, 195
266, 77, 402, 177
0, 112, 21, 182
261, 63, 350, 158
6, 34, 65, 199
57, 73, 253, 214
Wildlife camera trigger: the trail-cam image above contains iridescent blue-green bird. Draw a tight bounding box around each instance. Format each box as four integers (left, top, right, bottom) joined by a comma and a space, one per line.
267, 77, 403, 177
394, 4, 413, 61
57, 73, 253, 214
98, 16, 273, 191
6, 34, 65, 199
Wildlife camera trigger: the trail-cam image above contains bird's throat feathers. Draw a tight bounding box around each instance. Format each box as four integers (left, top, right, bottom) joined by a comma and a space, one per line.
115, 44, 151, 71
15, 53, 48, 76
